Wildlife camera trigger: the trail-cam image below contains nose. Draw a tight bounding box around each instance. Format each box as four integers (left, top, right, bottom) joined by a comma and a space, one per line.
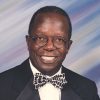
43, 38, 56, 51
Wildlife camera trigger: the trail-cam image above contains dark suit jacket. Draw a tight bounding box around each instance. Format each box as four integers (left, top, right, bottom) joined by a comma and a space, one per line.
0, 59, 99, 100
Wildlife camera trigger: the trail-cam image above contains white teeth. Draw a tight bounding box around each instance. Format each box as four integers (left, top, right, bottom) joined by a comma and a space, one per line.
41, 56, 55, 60
40, 56, 57, 63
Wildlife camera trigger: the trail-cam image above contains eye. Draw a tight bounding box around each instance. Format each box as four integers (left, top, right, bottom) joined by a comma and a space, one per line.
35, 36, 47, 43
37, 36, 45, 41
31, 34, 47, 44
31, 36, 45, 41
55, 37, 65, 43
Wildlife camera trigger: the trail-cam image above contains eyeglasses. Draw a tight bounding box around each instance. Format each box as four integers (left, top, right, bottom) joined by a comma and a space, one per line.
27, 34, 68, 48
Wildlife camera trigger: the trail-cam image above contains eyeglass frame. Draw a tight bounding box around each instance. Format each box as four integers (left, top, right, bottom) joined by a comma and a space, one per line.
26, 34, 70, 48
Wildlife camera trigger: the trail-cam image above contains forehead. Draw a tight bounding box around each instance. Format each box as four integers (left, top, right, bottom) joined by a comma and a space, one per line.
37, 12, 66, 19
31, 12, 69, 37
34, 12, 69, 26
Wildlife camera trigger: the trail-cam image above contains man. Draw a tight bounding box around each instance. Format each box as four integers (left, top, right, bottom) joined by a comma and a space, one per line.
0, 6, 99, 100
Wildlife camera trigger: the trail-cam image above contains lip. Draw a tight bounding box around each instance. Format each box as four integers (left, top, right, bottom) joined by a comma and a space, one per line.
39, 56, 58, 64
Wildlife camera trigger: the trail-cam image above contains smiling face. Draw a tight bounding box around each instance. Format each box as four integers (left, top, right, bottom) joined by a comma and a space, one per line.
26, 12, 72, 76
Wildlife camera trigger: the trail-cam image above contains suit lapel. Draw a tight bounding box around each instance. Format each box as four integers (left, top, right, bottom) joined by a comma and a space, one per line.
16, 78, 40, 100
11, 59, 40, 100
61, 83, 82, 100
61, 67, 83, 100
11, 59, 33, 99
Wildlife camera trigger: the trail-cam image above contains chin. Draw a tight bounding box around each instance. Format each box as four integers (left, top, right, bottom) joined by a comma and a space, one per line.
38, 64, 60, 76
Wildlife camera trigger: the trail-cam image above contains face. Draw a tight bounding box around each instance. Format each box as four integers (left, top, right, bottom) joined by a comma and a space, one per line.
26, 12, 72, 76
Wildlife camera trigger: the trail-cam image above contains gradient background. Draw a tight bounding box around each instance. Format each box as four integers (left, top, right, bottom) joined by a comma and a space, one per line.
0, 0, 100, 96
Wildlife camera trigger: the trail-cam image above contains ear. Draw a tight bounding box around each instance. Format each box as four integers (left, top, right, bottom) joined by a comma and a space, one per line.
68, 40, 73, 49
65, 40, 73, 53
26, 35, 30, 50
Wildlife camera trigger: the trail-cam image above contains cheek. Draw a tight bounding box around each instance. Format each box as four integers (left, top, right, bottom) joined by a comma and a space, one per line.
28, 43, 40, 59
58, 48, 69, 61
28, 42, 39, 52
59, 47, 68, 56
28, 44, 40, 62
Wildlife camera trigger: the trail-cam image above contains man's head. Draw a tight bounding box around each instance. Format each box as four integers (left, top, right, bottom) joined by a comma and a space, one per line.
26, 6, 72, 75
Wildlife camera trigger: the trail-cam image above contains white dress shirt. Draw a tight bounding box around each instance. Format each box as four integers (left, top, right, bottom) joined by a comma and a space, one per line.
29, 60, 61, 100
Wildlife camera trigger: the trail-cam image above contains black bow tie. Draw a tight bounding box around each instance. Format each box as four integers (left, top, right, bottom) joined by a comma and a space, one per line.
33, 73, 67, 89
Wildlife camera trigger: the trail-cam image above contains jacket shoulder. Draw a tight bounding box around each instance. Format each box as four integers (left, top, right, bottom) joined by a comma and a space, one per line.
0, 59, 33, 100
62, 66, 99, 100
0, 59, 25, 77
